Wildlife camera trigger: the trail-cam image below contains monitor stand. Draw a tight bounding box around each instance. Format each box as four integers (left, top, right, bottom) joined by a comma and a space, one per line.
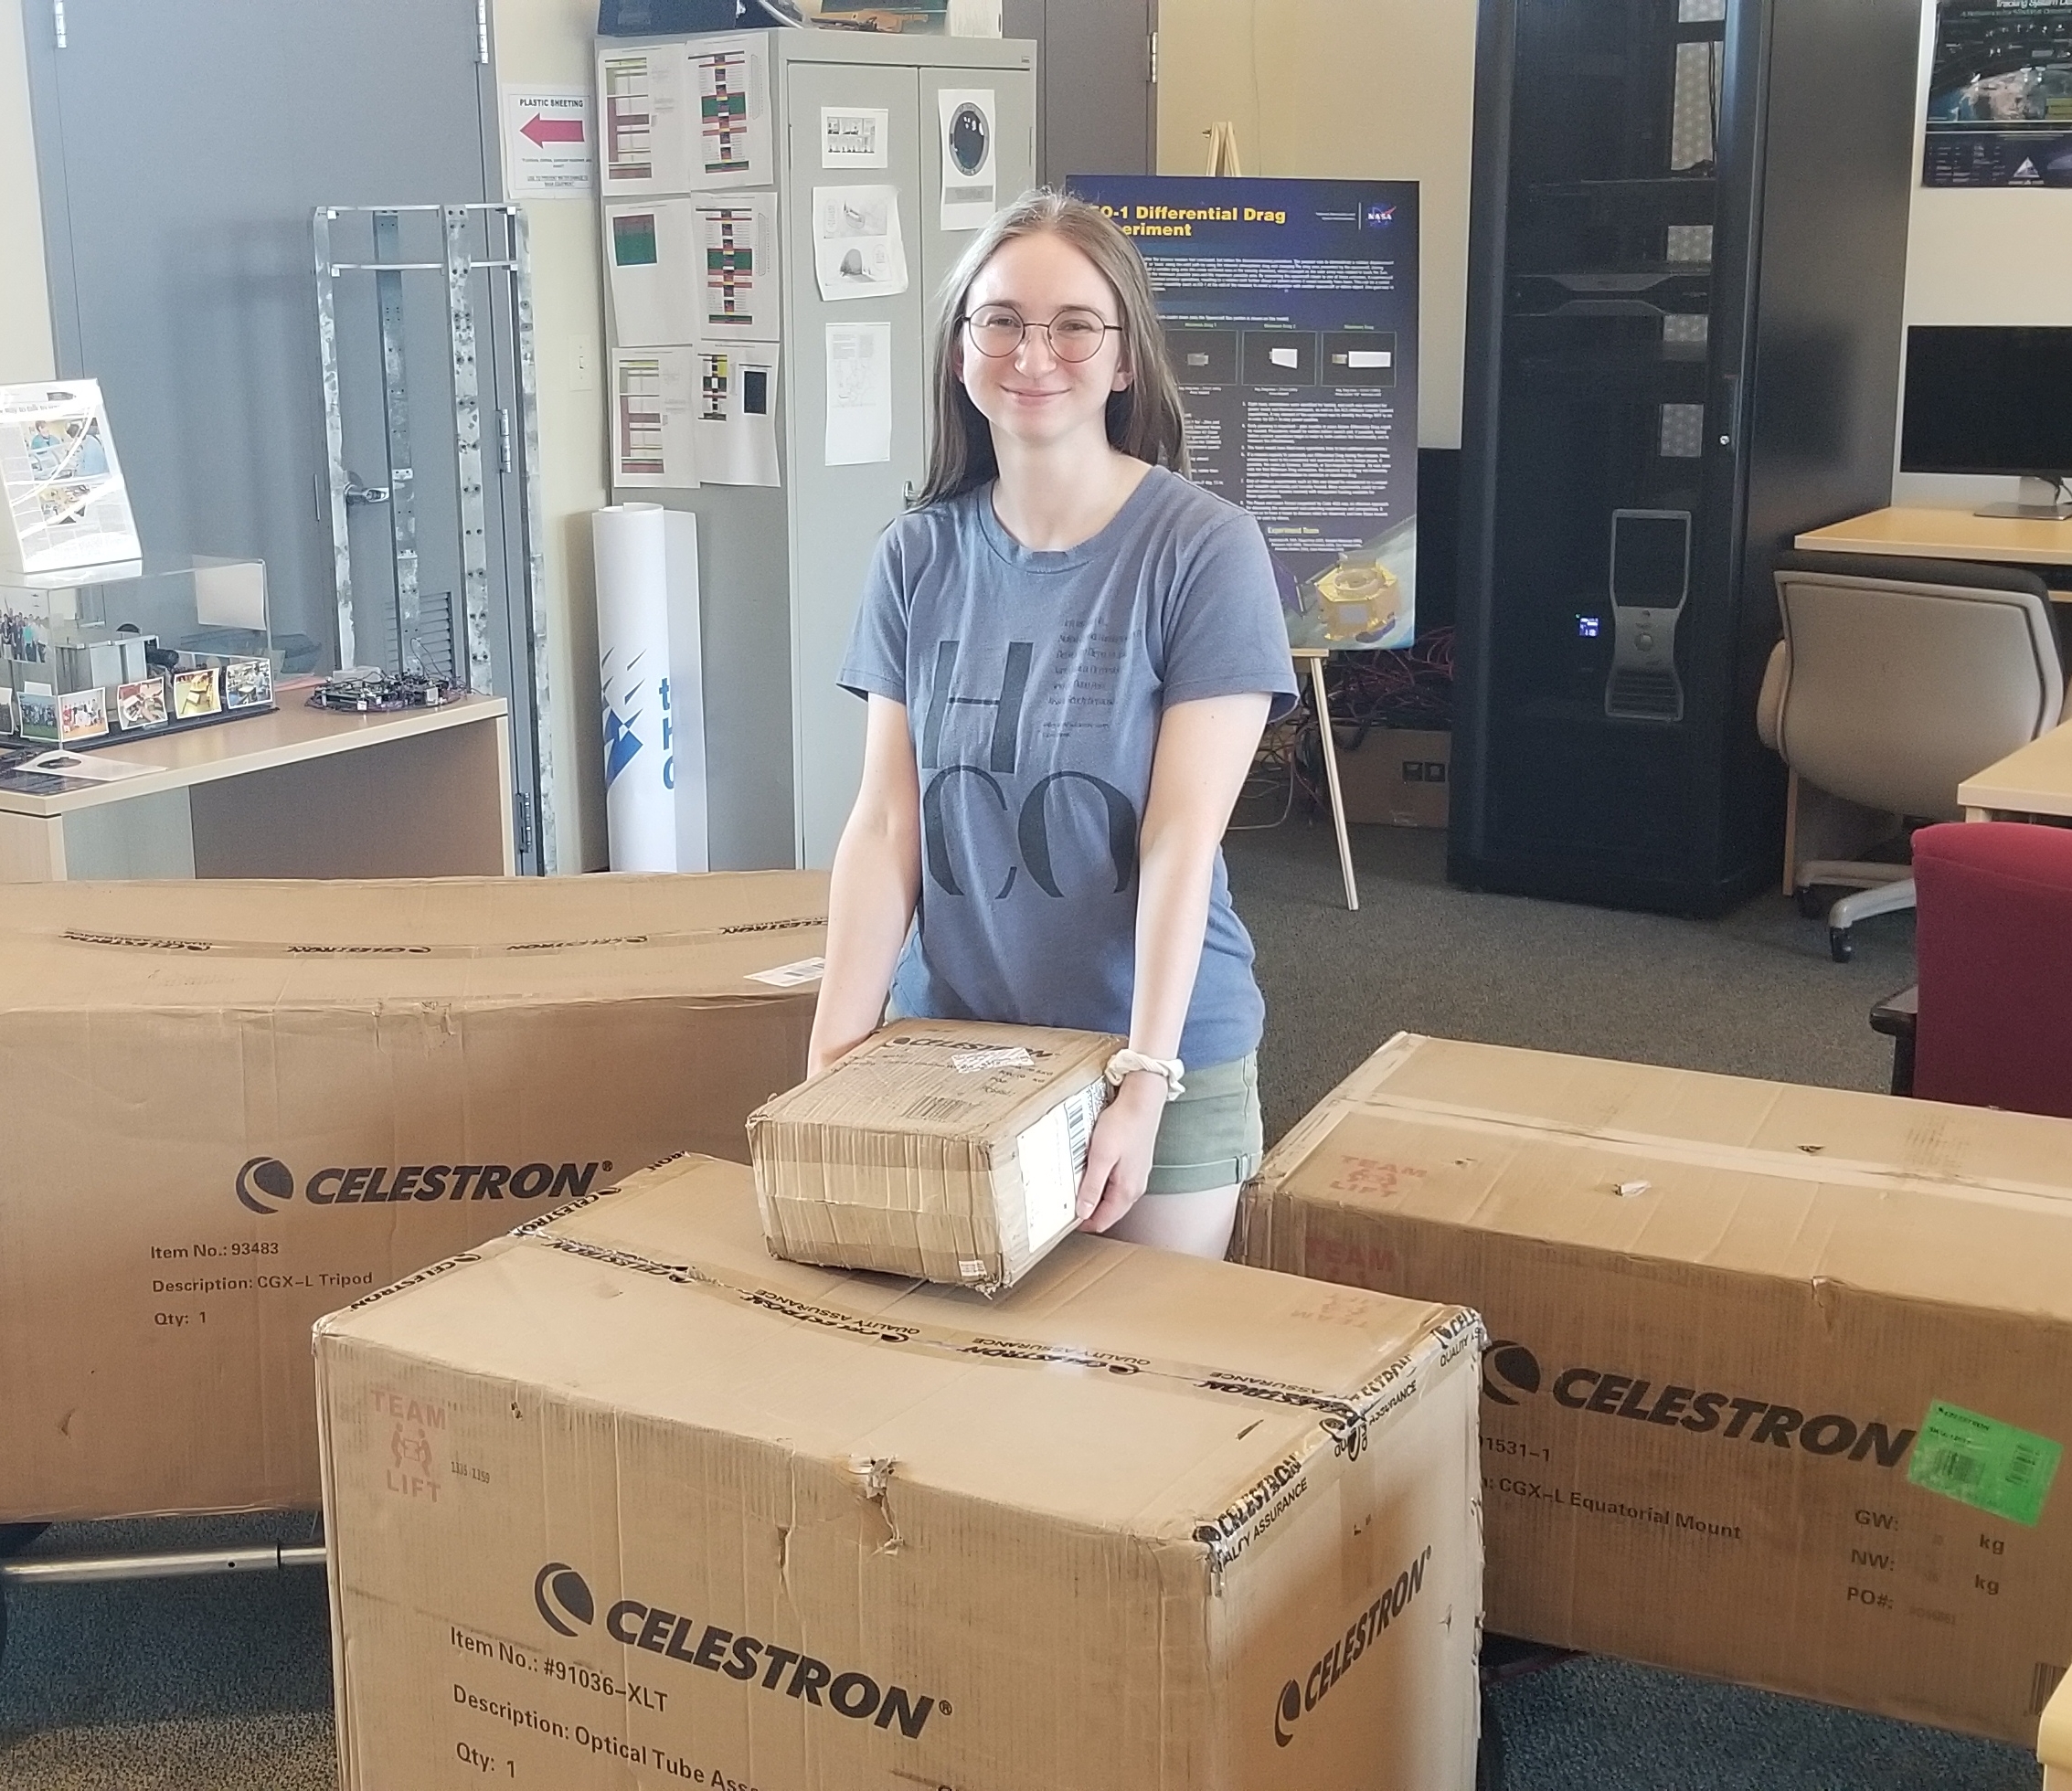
1974, 501, 2072, 522
1976, 479, 2072, 522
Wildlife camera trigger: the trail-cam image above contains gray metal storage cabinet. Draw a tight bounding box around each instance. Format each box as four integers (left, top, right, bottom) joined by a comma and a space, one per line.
599, 29, 1037, 869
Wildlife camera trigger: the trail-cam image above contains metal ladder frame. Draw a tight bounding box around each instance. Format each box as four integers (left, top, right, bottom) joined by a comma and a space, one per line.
313, 200, 558, 872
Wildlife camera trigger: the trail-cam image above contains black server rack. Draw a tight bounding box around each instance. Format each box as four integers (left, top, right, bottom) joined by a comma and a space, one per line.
1450, 0, 1920, 916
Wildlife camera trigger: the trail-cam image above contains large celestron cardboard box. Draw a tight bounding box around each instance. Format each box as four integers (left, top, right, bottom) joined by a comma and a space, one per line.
315, 1156, 1484, 1791
1236, 1033, 2072, 1744
0, 872, 828, 1523
750, 1019, 1121, 1290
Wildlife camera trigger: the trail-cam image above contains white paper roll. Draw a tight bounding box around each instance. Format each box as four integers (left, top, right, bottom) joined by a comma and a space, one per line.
662, 510, 710, 872
593, 503, 677, 873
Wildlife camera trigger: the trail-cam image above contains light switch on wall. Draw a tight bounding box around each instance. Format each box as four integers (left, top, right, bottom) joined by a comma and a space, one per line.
570, 335, 597, 391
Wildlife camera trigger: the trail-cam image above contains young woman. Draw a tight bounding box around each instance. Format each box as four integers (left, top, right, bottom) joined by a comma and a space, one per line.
810, 190, 1297, 1259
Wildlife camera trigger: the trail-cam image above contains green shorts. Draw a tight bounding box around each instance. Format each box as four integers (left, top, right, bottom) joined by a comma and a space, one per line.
1146, 1052, 1263, 1196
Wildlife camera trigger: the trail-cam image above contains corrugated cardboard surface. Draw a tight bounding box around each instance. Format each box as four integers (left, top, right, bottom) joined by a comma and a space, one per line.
1237, 1032, 2072, 1744
316, 1156, 1483, 1790
751, 1019, 1121, 1290
0, 871, 827, 1522
1337, 728, 1450, 829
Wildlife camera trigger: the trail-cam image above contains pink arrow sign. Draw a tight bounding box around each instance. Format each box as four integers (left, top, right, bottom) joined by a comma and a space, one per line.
521, 113, 586, 147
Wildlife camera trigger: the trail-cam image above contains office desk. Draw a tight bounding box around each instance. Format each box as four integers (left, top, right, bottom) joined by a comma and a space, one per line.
0, 693, 514, 881
1794, 507, 2072, 599
1960, 719, 2072, 823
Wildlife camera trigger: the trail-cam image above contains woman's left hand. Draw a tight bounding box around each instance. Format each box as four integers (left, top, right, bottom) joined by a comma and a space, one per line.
1075, 1074, 1166, 1233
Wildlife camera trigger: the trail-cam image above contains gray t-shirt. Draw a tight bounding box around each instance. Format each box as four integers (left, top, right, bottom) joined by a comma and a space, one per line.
838, 466, 1299, 1067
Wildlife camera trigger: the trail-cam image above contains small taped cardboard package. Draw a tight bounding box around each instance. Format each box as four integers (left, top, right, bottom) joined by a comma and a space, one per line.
1237, 1032, 2072, 1744
0, 870, 826, 1523
314, 1154, 1484, 1791
749, 1019, 1121, 1290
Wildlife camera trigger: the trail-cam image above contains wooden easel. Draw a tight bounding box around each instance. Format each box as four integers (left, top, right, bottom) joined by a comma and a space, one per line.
1201, 122, 1359, 910
1293, 648, 1360, 911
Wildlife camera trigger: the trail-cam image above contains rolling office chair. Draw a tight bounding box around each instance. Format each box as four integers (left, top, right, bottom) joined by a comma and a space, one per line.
1757, 552, 2067, 961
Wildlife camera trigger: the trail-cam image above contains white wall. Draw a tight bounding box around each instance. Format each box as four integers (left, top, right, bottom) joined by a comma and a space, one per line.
491, 0, 611, 874
0, 0, 55, 383
1154, 0, 1478, 450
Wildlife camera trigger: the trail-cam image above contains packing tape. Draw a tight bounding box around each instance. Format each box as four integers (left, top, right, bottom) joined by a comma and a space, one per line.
50, 917, 826, 961
508, 1199, 1482, 1554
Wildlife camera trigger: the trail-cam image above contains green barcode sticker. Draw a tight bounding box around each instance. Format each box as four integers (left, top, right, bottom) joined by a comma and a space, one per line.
1907, 1401, 2062, 1528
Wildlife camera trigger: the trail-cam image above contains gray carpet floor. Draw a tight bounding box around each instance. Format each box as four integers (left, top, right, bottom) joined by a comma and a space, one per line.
0, 817, 2042, 1788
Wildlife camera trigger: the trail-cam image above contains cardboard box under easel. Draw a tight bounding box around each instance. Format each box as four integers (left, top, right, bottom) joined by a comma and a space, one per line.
1335, 728, 1450, 829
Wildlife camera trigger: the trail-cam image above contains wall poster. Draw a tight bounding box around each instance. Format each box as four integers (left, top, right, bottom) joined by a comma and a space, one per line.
501, 86, 595, 198
1924, 0, 2072, 186
1066, 175, 1419, 651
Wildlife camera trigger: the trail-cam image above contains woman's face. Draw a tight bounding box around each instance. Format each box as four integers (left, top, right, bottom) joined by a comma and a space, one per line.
956, 230, 1132, 457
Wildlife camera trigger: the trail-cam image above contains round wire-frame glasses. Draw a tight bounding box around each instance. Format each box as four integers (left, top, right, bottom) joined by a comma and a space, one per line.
960, 303, 1121, 364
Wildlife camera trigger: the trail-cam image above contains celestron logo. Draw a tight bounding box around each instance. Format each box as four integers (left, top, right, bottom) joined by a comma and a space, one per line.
1482, 1341, 1541, 1406
1272, 1545, 1432, 1747
534, 1562, 596, 1637
1480, 1341, 1917, 1467
527, 1563, 941, 1738
233, 1156, 610, 1216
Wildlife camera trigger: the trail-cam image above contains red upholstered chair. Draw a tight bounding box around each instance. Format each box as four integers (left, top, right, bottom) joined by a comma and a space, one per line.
1913, 821, 2072, 1119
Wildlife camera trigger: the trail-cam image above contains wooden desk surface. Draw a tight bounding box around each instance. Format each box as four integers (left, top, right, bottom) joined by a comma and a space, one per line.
1960, 718, 2072, 820
1796, 505, 2072, 573
0, 692, 509, 820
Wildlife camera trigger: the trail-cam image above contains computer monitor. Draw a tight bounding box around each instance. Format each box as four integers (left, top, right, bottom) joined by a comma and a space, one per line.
1900, 326, 2072, 520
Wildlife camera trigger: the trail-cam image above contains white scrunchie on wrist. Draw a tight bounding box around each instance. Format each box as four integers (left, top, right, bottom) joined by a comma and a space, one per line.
1104, 1050, 1186, 1103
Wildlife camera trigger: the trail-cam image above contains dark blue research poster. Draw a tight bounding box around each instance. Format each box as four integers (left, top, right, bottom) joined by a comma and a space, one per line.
1066, 175, 1420, 652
